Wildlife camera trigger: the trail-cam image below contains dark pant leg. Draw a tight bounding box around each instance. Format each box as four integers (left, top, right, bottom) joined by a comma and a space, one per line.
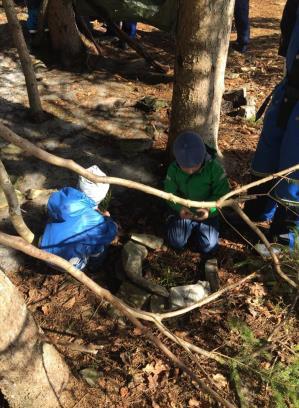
269, 204, 299, 238
122, 21, 137, 39
166, 216, 196, 250
234, 0, 250, 46
244, 178, 277, 222
194, 216, 220, 254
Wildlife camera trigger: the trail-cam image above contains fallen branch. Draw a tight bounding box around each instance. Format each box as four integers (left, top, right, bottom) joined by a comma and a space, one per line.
0, 159, 34, 242
0, 123, 296, 290
107, 20, 169, 74
0, 232, 236, 407
153, 272, 258, 320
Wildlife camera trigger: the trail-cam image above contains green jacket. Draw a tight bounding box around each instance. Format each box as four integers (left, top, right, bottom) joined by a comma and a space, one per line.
164, 152, 229, 216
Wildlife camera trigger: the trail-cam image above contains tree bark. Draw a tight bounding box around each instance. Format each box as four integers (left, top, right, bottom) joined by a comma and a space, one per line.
0, 269, 70, 408
168, 0, 235, 151
2, 0, 44, 121
47, 0, 85, 68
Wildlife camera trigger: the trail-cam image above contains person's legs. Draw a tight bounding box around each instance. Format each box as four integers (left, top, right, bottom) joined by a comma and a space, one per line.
244, 178, 277, 222
122, 21, 137, 39
234, 0, 250, 52
26, 0, 42, 33
166, 216, 196, 250
194, 216, 220, 255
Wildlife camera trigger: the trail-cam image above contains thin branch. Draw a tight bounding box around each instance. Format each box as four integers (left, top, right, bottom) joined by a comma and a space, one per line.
218, 164, 299, 204
0, 232, 236, 408
232, 204, 298, 289
0, 159, 34, 242
153, 272, 258, 320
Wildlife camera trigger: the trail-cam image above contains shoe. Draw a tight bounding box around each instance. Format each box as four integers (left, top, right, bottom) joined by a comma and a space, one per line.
204, 258, 220, 292
231, 42, 247, 54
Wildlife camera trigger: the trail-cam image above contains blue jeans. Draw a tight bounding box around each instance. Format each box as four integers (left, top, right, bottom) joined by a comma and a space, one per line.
234, 0, 250, 46
106, 21, 137, 39
166, 215, 219, 254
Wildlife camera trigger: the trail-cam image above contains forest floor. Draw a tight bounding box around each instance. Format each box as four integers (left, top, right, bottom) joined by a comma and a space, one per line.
0, 0, 298, 407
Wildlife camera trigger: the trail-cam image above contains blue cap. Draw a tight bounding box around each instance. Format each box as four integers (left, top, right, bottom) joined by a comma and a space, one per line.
173, 131, 206, 168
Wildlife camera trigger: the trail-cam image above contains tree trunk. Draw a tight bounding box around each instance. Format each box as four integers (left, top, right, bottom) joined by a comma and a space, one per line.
47, 0, 85, 68
2, 0, 44, 121
0, 269, 70, 408
168, 0, 235, 151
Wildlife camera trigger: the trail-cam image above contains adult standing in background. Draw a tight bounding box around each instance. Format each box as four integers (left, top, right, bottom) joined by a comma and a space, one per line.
233, 0, 250, 53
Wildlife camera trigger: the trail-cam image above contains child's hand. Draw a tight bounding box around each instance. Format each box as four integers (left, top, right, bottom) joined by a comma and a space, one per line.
194, 208, 209, 221
179, 207, 194, 219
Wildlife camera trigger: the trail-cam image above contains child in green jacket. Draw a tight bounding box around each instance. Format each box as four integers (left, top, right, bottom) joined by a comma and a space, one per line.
164, 131, 229, 255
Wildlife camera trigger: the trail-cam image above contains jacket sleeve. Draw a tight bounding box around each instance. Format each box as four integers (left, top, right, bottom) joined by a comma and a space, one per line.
164, 164, 182, 213
208, 161, 230, 215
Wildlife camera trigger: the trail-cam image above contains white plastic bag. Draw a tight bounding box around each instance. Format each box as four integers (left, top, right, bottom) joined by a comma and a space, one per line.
78, 165, 109, 205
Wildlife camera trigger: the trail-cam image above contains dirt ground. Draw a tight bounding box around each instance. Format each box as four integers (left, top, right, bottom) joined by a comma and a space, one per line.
0, 0, 298, 407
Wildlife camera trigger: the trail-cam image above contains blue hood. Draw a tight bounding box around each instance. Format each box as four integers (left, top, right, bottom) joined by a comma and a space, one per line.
47, 187, 96, 222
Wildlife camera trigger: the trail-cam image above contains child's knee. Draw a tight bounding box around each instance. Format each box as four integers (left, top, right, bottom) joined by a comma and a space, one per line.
200, 236, 219, 254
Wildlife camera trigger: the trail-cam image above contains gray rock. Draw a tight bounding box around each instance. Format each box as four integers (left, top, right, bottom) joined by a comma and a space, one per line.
239, 104, 256, 120
122, 241, 169, 298
169, 281, 210, 310
117, 280, 151, 309
223, 88, 247, 108
0, 245, 26, 274
130, 233, 164, 250
122, 241, 148, 278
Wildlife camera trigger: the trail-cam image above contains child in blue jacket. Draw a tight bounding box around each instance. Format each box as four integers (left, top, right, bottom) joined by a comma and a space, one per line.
39, 165, 117, 270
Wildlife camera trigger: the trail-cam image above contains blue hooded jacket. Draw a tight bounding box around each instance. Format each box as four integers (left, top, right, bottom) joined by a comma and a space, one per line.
39, 187, 117, 262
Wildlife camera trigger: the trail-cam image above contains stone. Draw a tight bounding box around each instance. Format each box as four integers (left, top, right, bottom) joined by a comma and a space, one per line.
0, 143, 23, 155
239, 104, 256, 120
117, 280, 151, 309
223, 88, 247, 108
130, 233, 164, 250
122, 241, 169, 298
0, 245, 26, 275
26, 188, 56, 201
169, 281, 210, 310
122, 241, 148, 278
150, 295, 168, 313
135, 96, 168, 113
204, 259, 220, 293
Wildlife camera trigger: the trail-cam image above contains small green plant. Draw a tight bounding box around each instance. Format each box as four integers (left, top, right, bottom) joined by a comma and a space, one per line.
98, 189, 112, 212
228, 318, 299, 408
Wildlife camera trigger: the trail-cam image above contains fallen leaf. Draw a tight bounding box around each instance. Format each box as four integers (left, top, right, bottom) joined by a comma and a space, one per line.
41, 304, 51, 315
133, 327, 143, 336
213, 373, 228, 389
80, 367, 102, 386
188, 397, 200, 407
120, 386, 129, 398
63, 296, 76, 309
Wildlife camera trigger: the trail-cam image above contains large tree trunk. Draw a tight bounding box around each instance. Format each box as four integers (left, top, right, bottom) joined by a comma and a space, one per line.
2, 0, 44, 121
0, 269, 70, 408
168, 0, 235, 151
47, 0, 85, 68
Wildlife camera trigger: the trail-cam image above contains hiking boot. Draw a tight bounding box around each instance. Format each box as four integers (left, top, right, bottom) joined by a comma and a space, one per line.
204, 258, 220, 292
